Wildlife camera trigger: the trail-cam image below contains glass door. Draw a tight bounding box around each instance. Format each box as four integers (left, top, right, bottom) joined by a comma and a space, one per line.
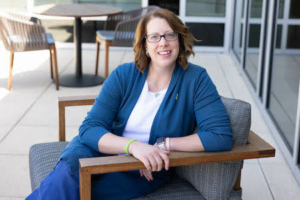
232, 0, 245, 62
267, 0, 300, 152
244, 0, 267, 90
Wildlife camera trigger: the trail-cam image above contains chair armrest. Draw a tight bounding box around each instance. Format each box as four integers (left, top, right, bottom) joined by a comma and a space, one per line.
78, 131, 275, 199
57, 95, 97, 141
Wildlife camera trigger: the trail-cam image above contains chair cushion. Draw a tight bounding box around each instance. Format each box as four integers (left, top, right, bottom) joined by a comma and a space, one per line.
96, 30, 114, 41
175, 97, 250, 200
44, 33, 55, 45
7, 33, 55, 46
134, 176, 242, 200
29, 142, 69, 191
96, 30, 136, 46
134, 176, 205, 200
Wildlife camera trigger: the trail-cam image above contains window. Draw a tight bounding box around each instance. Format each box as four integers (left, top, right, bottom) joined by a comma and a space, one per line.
186, 23, 224, 46
186, 0, 226, 17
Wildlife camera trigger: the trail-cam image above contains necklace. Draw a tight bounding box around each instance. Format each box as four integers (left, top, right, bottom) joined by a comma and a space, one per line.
148, 78, 171, 98
147, 68, 173, 98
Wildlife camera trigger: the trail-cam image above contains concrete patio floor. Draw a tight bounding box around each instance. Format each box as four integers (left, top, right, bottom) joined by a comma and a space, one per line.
0, 43, 300, 200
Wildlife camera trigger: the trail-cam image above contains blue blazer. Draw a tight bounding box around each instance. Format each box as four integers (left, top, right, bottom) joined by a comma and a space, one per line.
60, 62, 232, 173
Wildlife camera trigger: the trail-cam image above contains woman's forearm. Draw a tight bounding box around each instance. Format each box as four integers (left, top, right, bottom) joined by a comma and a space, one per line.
97, 133, 134, 154
169, 133, 204, 152
98, 133, 170, 172
98, 133, 205, 154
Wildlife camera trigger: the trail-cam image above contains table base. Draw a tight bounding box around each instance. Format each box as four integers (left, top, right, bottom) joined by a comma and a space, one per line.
59, 74, 105, 87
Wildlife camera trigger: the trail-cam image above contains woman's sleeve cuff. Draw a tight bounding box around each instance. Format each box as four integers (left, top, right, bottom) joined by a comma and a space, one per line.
79, 126, 110, 152
197, 131, 232, 152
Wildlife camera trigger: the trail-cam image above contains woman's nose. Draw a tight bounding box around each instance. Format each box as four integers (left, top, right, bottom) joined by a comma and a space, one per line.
159, 36, 168, 46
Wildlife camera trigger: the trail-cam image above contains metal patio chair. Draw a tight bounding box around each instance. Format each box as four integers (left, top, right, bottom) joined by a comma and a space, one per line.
29, 95, 275, 200
0, 12, 59, 90
95, 6, 160, 78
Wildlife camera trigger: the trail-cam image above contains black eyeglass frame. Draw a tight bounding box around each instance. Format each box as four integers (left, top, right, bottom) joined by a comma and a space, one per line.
145, 32, 179, 43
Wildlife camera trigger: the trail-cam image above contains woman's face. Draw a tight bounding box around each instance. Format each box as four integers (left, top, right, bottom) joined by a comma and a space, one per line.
145, 17, 179, 70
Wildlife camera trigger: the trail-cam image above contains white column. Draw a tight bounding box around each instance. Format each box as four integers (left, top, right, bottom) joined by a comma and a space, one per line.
262, 0, 279, 107
224, 0, 234, 52
293, 79, 300, 164
142, 0, 148, 7
27, 0, 34, 13
256, 0, 268, 96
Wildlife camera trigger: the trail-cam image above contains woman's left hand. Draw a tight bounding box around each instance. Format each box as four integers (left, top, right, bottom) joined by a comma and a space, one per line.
139, 169, 153, 181
138, 143, 167, 181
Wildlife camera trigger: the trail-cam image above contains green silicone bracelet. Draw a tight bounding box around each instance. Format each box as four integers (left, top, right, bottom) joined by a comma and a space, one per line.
125, 139, 137, 155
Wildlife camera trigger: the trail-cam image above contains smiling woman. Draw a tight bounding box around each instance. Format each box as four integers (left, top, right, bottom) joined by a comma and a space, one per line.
145, 18, 180, 71
26, 8, 233, 200
134, 9, 196, 72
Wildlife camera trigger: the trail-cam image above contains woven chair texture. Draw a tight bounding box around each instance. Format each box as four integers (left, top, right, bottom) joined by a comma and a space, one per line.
0, 12, 59, 90
29, 142, 69, 191
104, 6, 160, 31
112, 16, 142, 46
0, 14, 49, 52
95, 6, 160, 77
174, 97, 250, 200
109, 6, 160, 46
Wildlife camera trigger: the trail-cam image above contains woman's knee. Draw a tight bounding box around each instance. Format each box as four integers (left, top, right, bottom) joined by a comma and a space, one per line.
60, 136, 102, 173
40, 160, 79, 200
26, 160, 79, 200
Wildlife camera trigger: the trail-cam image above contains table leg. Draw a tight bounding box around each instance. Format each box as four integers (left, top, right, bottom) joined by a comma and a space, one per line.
59, 17, 105, 87
75, 17, 82, 77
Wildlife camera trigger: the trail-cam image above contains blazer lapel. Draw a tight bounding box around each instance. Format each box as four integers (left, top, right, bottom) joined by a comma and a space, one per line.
148, 63, 184, 144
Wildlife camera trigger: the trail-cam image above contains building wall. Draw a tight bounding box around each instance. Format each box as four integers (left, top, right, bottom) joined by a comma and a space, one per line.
230, 0, 300, 185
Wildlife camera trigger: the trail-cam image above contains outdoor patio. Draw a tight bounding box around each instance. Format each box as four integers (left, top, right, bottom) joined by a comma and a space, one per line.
0, 43, 299, 200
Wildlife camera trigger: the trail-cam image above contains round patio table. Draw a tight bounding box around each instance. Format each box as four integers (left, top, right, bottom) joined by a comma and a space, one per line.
33, 4, 122, 87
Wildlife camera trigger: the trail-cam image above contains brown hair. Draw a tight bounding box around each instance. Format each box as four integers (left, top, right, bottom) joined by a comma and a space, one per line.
134, 8, 197, 72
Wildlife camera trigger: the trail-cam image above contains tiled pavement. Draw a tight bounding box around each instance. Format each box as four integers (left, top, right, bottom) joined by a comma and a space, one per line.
0, 43, 299, 199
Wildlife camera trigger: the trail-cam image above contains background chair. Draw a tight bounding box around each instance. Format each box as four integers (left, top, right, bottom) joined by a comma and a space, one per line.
29, 96, 275, 200
0, 12, 59, 90
95, 6, 159, 78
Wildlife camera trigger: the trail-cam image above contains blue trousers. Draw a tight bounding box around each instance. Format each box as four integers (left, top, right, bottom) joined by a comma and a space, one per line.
26, 160, 173, 200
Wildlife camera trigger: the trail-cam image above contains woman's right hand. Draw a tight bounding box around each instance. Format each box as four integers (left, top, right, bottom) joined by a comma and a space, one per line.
128, 141, 169, 172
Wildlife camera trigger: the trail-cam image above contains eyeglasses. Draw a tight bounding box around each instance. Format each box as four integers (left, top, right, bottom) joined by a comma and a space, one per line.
145, 32, 178, 43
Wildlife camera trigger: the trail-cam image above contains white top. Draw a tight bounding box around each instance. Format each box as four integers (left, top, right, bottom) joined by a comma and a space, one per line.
122, 81, 168, 144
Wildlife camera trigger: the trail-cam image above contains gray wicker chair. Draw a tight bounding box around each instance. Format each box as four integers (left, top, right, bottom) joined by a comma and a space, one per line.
95, 6, 159, 78
29, 96, 275, 200
0, 12, 59, 90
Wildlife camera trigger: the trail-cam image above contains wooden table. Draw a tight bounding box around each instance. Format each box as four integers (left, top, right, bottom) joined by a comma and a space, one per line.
33, 4, 122, 87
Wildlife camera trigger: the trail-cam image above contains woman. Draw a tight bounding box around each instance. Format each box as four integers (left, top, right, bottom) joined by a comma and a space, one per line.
26, 8, 232, 200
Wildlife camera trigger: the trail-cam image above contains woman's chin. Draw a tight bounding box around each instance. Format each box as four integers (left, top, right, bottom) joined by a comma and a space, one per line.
152, 60, 176, 69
